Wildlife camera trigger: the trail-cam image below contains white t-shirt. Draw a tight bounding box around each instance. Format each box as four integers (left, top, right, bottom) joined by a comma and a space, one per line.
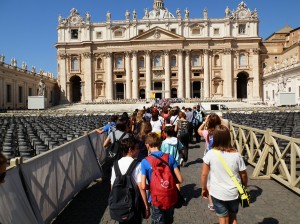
110, 157, 141, 185
203, 150, 247, 201
150, 119, 162, 133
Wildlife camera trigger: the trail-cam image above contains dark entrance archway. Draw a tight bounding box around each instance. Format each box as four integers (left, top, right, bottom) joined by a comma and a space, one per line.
139, 89, 145, 99
70, 75, 81, 103
154, 82, 162, 99
237, 72, 249, 99
116, 83, 124, 99
192, 81, 201, 98
171, 88, 177, 98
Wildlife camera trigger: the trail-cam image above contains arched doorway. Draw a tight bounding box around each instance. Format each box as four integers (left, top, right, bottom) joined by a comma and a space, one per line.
139, 89, 145, 99
237, 72, 248, 99
70, 75, 81, 102
192, 81, 201, 98
154, 82, 162, 99
116, 83, 124, 99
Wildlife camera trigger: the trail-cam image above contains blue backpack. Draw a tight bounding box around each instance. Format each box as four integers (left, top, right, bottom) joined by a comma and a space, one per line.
193, 110, 203, 126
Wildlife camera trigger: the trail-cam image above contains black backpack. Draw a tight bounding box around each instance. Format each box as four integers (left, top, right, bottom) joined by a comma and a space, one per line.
109, 159, 140, 222
107, 131, 126, 162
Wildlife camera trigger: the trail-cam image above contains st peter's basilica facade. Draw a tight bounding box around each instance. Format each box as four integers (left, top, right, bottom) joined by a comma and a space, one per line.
56, 0, 262, 103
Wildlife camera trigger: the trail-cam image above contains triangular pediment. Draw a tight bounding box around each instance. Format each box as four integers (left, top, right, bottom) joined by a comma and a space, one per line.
131, 27, 185, 41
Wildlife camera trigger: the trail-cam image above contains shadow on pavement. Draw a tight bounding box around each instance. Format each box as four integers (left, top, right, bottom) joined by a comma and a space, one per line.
180, 183, 201, 205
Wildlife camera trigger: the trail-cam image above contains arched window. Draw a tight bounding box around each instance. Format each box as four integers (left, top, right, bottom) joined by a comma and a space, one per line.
193, 55, 200, 66
115, 56, 123, 69
114, 29, 123, 37
192, 27, 201, 35
154, 55, 161, 67
214, 55, 220, 66
71, 57, 79, 71
139, 57, 145, 68
171, 56, 176, 67
239, 53, 247, 66
97, 58, 102, 69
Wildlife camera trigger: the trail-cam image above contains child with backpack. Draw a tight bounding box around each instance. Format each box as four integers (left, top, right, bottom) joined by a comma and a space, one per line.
109, 136, 150, 223
161, 125, 184, 168
141, 132, 183, 224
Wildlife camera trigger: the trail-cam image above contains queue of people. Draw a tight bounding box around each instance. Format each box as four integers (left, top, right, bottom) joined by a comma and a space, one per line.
97, 105, 248, 224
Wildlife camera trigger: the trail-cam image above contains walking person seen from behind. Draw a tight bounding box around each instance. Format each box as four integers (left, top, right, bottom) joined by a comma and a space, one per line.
141, 132, 183, 224
201, 125, 248, 224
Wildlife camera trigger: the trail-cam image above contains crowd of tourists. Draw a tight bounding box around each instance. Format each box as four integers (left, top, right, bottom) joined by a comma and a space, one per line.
98, 104, 248, 224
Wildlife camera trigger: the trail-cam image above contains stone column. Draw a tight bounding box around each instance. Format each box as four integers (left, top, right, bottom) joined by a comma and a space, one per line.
0, 78, 3, 108
145, 51, 151, 99
125, 52, 131, 99
58, 53, 68, 103
81, 81, 85, 102
178, 49, 184, 98
83, 52, 93, 102
223, 48, 233, 98
233, 78, 237, 99
66, 82, 71, 102
252, 48, 261, 102
185, 50, 191, 98
132, 51, 139, 99
164, 50, 171, 98
203, 49, 210, 98
105, 52, 114, 99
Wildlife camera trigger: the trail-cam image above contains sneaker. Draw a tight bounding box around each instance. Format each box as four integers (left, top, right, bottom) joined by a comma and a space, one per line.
208, 204, 215, 212
180, 158, 184, 167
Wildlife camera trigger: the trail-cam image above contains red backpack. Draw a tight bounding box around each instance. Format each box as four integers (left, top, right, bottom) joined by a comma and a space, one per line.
146, 153, 178, 210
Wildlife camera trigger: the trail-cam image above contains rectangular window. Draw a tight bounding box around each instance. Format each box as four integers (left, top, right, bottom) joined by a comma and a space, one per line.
71, 57, 79, 71
29, 88, 32, 96
266, 91, 268, 99
114, 30, 123, 37
116, 74, 122, 79
193, 55, 200, 66
171, 29, 176, 34
138, 30, 144, 35
6, 84, 11, 103
139, 73, 145, 78
71, 29, 78, 39
96, 32, 102, 39
18, 86, 23, 103
214, 28, 219, 35
154, 55, 161, 67
272, 90, 275, 99
288, 87, 291, 92
115, 56, 123, 69
239, 24, 246, 34
192, 28, 200, 35
171, 73, 177, 77
194, 73, 200, 77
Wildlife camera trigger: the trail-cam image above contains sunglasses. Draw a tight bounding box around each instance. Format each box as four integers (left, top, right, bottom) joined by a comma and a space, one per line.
0, 172, 6, 182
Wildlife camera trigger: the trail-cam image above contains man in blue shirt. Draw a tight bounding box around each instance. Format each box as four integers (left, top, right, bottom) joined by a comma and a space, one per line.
96, 115, 118, 134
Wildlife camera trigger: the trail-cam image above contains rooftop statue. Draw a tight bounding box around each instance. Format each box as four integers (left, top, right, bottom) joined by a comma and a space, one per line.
203, 8, 208, 19
11, 58, 17, 67
22, 61, 27, 70
184, 8, 189, 19
176, 8, 181, 19
86, 12, 91, 22
106, 11, 111, 21
144, 8, 149, 18
31, 66, 36, 73
125, 10, 130, 20
0, 54, 4, 63
225, 6, 231, 17
133, 9, 137, 20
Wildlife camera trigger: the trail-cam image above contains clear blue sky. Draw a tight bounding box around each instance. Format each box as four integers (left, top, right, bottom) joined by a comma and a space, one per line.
0, 0, 299, 77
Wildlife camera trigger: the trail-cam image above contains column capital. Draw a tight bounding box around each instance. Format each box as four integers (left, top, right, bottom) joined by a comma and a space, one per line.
125, 51, 131, 58
252, 48, 260, 55
184, 49, 191, 55
164, 50, 170, 56
82, 52, 92, 58
145, 50, 151, 56
59, 53, 67, 59
223, 48, 232, 55
105, 52, 112, 58
203, 49, 212, 55
177, 49, 183, 55
132, 51, 137, 57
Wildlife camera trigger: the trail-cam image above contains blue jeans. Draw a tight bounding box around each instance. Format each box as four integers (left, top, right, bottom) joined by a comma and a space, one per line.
151, 205, 174, 224
211, 196, 239, 217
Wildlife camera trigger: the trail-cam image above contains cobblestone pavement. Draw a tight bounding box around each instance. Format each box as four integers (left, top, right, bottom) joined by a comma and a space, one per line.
53, 141, 300, 224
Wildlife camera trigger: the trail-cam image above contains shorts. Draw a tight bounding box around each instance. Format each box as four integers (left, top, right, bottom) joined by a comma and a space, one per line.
211, 196, 239, 217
